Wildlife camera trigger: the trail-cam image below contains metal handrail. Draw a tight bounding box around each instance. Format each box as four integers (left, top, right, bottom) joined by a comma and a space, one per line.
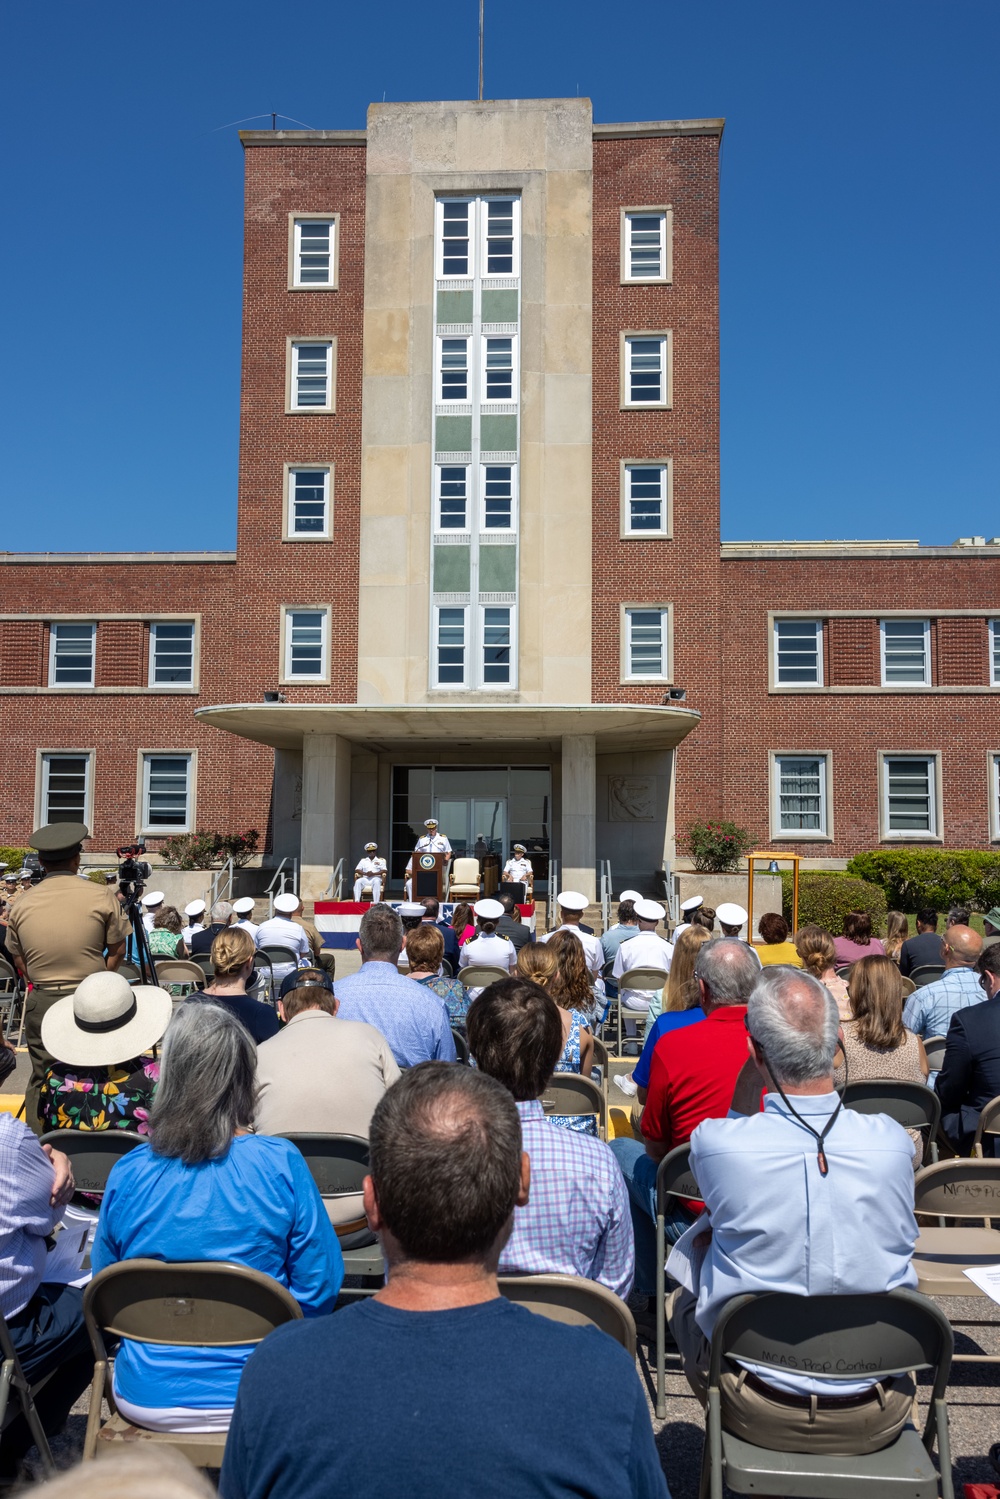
599, 860, 613, 934
209, 858, 234, 908
546, 860, 559, 931
662, 862, 679, 925
323, 858, 345, 900
265, 858, 299, 918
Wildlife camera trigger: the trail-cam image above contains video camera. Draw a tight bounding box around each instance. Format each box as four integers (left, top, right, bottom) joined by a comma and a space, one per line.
116, 843, 151, 900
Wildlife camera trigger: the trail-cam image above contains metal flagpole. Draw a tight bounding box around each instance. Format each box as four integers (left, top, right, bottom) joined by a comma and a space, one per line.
478, 0, 484, 100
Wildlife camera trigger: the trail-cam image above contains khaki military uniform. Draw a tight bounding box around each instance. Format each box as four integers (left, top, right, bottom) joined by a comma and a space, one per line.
5, 872, 132, 1132
293, 914, 336, 977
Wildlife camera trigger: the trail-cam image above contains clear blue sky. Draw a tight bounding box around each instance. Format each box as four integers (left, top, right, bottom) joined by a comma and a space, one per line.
2, 0, 996, 549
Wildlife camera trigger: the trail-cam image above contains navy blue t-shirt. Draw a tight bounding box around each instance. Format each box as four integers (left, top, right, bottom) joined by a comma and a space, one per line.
194, 991, 280, 1045
220, 1296, 668, 1499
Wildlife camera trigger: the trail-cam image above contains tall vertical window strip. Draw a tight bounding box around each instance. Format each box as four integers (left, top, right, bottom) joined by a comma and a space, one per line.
436, 608, 467, 685
774, 620, 822, 685
440, 200, 471, 276
150, 622, 194, 685
437, 467, 469, 530
991, 621, 1000, 685
881, 619, 930, 684
285, 609, 327, 679
293, 219, 333, 286
776, 756, 826, 834
626, 337, 667, 404
143, 754, 192, 831
439, 338, 469, 401
50, 623, 95, 686
291, 343, 331, 409
482, 607, 512, 684
625, 211, 666, 279
484, 338, 514, 400
485, 199, 516, 274
41, 753, 90, 824
625, 465, 667, 532
884, 756, 935, 834
290, 469, 330, 535
626, 609, 668, 678
483, 466, 513, 529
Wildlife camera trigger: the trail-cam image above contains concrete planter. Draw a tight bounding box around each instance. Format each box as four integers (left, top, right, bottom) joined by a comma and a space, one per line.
674, 870, 782, 939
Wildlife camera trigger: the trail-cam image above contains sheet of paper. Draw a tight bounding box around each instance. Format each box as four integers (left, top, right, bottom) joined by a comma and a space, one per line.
962, 1263, 1000, 1304
44, 1203, 99, 1287
665, 1216, 708, 1295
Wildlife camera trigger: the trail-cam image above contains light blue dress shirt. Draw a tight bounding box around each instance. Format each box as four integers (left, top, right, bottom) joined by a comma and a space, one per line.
686, 1091, 918, 1394
335, 961, 457, 1067
903, 966, 983, 1041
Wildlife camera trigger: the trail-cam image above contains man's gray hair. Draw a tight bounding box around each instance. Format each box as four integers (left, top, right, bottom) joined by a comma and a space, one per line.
746, 967, 841, 1086
149, 1000, 258, 1164
210, 900, 234, 925
693, 938, 760, 1006
359, 903, 404, 961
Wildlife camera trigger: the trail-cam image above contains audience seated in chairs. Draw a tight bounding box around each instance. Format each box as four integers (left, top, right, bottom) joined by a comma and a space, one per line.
188, 901, 237, 955
898, 907, 943, 978
884, 908, 909, 965
193, 928, 280, 1045
545, 929, 596, 1074
936, 943, 1000, 1154
91, 1001, 342, 1433
417, 897, 461, 969
832, 910, 886, 967
334, 905, 456, 1067
794, 924, 851, 1017
667, 965, 919, 1455
218, 1063, 667, 1499
611, 899, 674, 1039
38, 970, 171, 1133
496, 893, 531, 953
147, 906, 188, 960
404, 924, 470, 1033
467, 979, 634, 1298
833, 954, 928, 1164
450, 902, 475, 946
0, 1116, 91, 1485
903, 924, 983, 1040
613, 924, 710, 1102
515, 941, 558, 992
753, 911, 803, 967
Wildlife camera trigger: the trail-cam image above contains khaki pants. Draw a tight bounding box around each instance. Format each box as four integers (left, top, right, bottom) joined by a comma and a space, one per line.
24, 985, 74, 1135
666, 1286, 916, 1455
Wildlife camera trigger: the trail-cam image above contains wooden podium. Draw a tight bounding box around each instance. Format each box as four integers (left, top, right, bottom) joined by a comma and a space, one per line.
413, 850, 448, 900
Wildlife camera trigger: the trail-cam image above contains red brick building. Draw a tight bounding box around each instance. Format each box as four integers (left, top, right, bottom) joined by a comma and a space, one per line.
2, 98, 997, 899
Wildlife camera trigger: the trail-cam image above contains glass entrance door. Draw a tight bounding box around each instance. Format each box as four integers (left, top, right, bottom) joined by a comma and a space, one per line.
434, 798, 507, 862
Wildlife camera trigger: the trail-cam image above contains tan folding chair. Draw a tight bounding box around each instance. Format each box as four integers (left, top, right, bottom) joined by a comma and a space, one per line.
655, 1143, 704, 1417
899, 975, 916, 998
38, 1130, 144, 1194
972, 1094, 1000, 1158
591, 1035, 610, 1097
498, 1274, 636, 1355
540, 1072, 607, 1139
911, 1157, 1000, 1365
457, 963, 511, 989
0, 1311, 56, 1477
613, 965, 668, 1054
153, 960, 206, 997
82, 1259, 302, 1465
842, 1079, 941, 1166
278, 1134, 385, 1298
922, 1034, 947, 1072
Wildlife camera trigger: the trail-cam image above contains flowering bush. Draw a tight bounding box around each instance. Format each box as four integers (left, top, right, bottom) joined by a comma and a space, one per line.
681, 820, 753, 873
158, 829, 260, 870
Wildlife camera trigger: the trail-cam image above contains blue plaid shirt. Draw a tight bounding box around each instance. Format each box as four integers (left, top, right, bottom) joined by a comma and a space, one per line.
903, 965, 983, 1041
499, 1101, 634, 1299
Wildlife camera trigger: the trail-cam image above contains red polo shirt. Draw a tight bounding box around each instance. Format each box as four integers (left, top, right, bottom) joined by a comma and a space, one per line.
641, 1004, 749, 1153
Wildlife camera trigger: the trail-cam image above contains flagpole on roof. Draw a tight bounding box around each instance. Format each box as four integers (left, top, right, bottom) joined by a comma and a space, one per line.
478, 0, 484, 101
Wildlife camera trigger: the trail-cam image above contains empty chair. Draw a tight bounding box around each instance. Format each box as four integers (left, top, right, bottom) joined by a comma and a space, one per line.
540, 1072, 606, 1139
38, 1130, 144, 1195
457, 963, 510, 990
153, 960, 206, 996
842, 1079, 941, 1166
910, 965, 945, 988
912, 1157, 1000, 1366
449, 858, 481, 900
277, 1133, 384, 1294
498, 1274, 635, 1355
654, 1143, 704, 1418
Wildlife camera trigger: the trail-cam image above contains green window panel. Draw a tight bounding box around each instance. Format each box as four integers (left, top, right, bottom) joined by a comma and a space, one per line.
435, 414, 473, 452
436, 289, 473, 325
479, 545, 517, 594
480, 414, 517, 451
481, 288, 519, 324
433, 544, 471, 593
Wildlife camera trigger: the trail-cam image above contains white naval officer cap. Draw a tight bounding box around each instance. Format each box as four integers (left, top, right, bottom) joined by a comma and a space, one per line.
716, 902, 748, 927
423, 819, 439, 828
513, 843, 526, 853
141, 890, 165, 909
619, 889, 642, 903
398, 903, 425, 918
364, 842, 378, 852
680, 894, 704, 913
474, 899, 505, 919
184, 899, 207, 918
232, 897, 255, 915
556, 890, 588, 912
634, 898, 666, 923
274, 892, 300, 914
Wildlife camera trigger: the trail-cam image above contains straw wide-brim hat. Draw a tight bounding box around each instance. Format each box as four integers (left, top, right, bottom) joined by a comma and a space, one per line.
42, 970, 172, 1068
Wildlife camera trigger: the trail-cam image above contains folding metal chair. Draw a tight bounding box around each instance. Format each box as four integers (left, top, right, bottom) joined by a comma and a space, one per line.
498, 1274, 636, 1355
972, 1094, 1000, 1158
655, 1143, 704, 1417
38, 1130, 144, 1194
277, 1133, 384, 1298
613, 966, 668, 1056
451, 1027, 470, 1064
0, 1310, 56, 1477
912, 1156, 1000, 1366
457, 963, 511, 989
540, 1072, 607, 1139
910, 965, 945, 988
153, 960, 206, 998
842, 1079, 941, 1166
923, 1034, 947, 1071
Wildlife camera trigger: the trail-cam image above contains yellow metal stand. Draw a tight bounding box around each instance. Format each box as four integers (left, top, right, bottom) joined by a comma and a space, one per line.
747, 852, 800, 939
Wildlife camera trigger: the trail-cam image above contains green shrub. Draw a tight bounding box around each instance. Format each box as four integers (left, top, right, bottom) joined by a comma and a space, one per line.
158, 829, 260, 870
780, 872, 887, 936
0, 847, 29, 871
680, 820, 753, 873
845, 850, 1000, 913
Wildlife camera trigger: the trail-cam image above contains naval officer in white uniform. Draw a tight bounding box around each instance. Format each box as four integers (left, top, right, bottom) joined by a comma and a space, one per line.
404, 819, 453, 900
353, 843, 388, 903
502, 843, 533, 899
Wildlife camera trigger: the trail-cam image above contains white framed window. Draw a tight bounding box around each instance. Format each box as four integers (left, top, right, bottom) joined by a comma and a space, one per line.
434, 606, 468, 687
437, 198, 472, 277
880, 753, 940, 839
621, 208, 672, 283
141, 752, 193, 833
880, 618, 931, 685
482, 464, 515, 530
286, 339, 335, 413
483, 197, 518, 275
39, 751, 93, 826
281, 607, 330, 683
436, 196, 521, 279
435, 465, 470, 531
773, 619, 823, 686
621, 605, 672, 682
289, 215, 339, 289
483, 336, 515, 401
438, 337, 469, 402
482, 606, 514, 686
990, 753, 1000, 842
620, 461, 671, 537
772, 753, 831, 838
990, 620, 1000, 686
284, 466, 332, 540
48, 622, 95, 687
149, 622, 195, 686
620, 332, 672, 409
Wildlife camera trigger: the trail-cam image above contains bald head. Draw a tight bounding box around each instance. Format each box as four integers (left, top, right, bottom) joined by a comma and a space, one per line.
693, 937, 761, 1009
943, 925, 982, 967
746, 968, 840, 1087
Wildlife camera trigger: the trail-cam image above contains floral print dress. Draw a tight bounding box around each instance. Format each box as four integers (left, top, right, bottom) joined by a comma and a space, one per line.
39, 1056, 160, 1134
550, 1009, 597, 1137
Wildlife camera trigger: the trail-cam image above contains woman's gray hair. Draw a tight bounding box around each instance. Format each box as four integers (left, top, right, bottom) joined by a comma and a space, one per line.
150, 1000, 258, 1164
746, 967, 841, 1086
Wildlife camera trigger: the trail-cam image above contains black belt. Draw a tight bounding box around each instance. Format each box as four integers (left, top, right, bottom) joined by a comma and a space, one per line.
742, 1370, 896, 1410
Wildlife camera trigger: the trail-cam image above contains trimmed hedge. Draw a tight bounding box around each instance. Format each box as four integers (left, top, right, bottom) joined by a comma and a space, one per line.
780, 871, 887, 937
0, 847, 29, 871
845, 850, 1000, 914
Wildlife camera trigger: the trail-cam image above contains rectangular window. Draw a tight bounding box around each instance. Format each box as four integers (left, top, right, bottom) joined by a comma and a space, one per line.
283, 608, 329, 682
439, 337, 469, 402
622, 463, 670, 535
289, 340, 333, 411
883, 755, 937, 836
482, 607, 512, 685
621, 333, 671, 408
439, 199, 472, 277
40, 752, 92, 825
435, 607, 467, 687
484, 337, 514, 401
291, 217, 336, 288
287, 467, 331, 538
149, 622, 194, 685
881, 618, 930, 685
485, 198, 517, 275
49, 622, 95, 687
624, 607, 669, 680
482, 464, 514, 530
142, 753, 192, 833
775, 755, 828, 835
991, 621, 1000, 686
436, 466, 469, 531
992, 754, 1000, 842
623, 210, 668, 281
774, 619, 823, 686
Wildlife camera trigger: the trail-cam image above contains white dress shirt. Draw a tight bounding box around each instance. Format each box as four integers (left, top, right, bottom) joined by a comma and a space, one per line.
612, 930, 674, 1011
